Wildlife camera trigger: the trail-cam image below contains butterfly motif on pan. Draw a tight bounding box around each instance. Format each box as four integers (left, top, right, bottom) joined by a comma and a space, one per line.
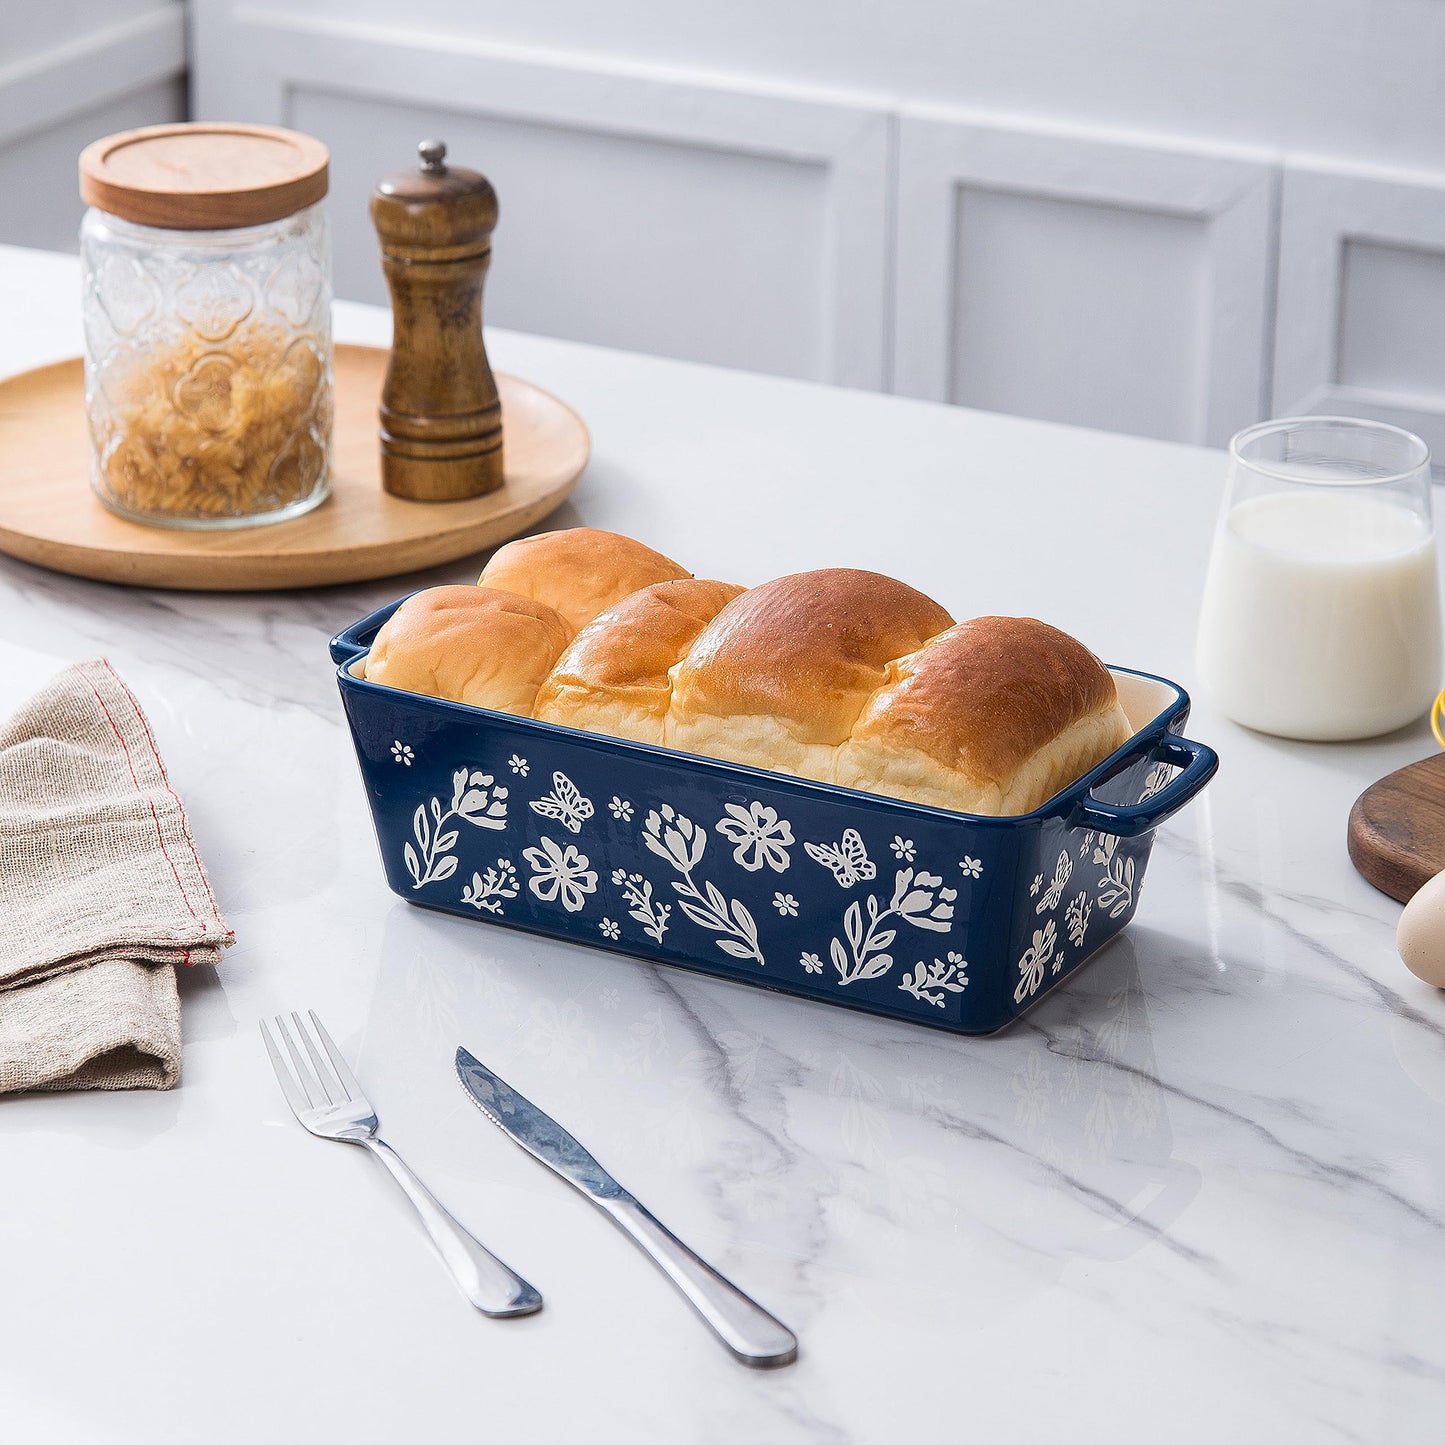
804, 828, 877, 889
1035, 849, 1073, 914
529, 771, 595, 834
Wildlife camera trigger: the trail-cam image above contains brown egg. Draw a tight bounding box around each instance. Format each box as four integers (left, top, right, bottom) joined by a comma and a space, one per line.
1397, 868, 1445, 987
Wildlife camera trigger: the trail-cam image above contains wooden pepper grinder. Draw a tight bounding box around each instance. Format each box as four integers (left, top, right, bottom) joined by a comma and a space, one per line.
370, 139, 503, 500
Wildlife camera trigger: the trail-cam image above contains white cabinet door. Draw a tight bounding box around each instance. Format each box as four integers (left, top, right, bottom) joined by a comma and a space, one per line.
894, 110, 1277, 446
1275, 160, 1445, 460
190, 9, 893, 388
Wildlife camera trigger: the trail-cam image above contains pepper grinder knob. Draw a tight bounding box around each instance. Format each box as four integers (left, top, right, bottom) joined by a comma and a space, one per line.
369, 139, 504, 501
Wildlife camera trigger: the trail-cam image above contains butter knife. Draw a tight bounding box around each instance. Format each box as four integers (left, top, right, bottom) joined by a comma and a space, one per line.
455, 1047, 797, 1368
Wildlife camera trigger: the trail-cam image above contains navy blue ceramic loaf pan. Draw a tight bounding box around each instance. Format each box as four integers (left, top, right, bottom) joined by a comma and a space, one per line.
332, 599, 1217, 1035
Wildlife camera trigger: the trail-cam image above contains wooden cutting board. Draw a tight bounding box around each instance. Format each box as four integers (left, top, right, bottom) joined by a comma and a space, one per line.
1348, 753, 1445, 902
0, 344, 588, 590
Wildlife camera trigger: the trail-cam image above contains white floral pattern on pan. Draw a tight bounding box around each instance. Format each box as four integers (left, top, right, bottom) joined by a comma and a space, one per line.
827, 869, 956, 986
1093, 834, 1135, 920
715, 801, 794, 873
387, 742, 1161, 1020
642, 805, 763, 964
899, 951, 969, 1007
523, 836, 597, 913
403, 768, 509, 889
1065, 890, 1092, 948
610, 868, 670, 944
462, 858, 519, 914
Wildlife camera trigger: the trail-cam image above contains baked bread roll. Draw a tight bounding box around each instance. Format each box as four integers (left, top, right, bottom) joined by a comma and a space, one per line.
362, 531, 1134, 817
534, 578, 744, 744
365, 585, 571, 717
834, 616, 1132, 814
478, 527, 690, 634
668, 569, 955, 782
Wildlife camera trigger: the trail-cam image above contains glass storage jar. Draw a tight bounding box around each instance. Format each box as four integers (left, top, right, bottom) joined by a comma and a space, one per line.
79, 123, 334, 528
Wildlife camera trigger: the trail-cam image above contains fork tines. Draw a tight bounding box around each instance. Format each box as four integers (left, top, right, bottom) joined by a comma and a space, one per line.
261, 1009, 362, 1118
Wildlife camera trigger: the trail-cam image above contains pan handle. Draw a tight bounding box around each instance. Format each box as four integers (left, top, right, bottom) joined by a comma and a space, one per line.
329, 598, 407, 668
1069, 733, 1218, 838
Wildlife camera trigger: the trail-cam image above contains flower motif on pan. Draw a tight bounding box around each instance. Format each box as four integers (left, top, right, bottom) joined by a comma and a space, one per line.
1065, 891, 1092, 948
451, 768, 509, 829
799, 951, 824, 975
508, 754, 529, 776
828, 869, 957, 987
641, 805, 762, 964
599, 917, 621, 941
404, 769, 509, 890
890, 869, 956, 932
890, 836, 915, 861
643, 804, 708, 872
773, 892, 799, 917
716, 801, 794, 873
390, 741, 413, 766
612, 870, 670, 943
461, 858, 519, 915
523, 835, 597, 913
959, 855, 983, 880
609, 796, 633, 821
899, 951, 969, 1008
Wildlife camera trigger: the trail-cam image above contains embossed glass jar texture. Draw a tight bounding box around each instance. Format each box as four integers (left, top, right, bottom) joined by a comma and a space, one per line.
80, 202, 333, 528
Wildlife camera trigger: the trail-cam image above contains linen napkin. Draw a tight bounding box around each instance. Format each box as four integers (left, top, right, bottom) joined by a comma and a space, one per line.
0, 657, 232, 1092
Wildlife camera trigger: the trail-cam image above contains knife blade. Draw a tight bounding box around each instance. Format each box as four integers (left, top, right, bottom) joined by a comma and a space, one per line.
455, 1046, 797, 1368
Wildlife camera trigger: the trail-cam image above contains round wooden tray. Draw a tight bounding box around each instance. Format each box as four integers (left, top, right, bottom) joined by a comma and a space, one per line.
0, 343, 588, 590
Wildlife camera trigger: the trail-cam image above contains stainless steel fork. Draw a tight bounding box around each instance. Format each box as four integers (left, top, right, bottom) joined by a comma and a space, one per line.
260, 1009, 541, 1317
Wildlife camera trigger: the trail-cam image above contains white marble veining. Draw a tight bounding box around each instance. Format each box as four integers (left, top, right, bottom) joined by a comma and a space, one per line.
0, 244, 1443, 1443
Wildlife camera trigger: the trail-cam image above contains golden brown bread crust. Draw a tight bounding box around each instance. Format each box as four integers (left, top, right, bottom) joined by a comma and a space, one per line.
667, 569, 954, 779
535, 578, 744, 744
834, 616, 1131, 813
364, 585, 571, 717
363, 536, 1131, 817
478, 527, 691, 634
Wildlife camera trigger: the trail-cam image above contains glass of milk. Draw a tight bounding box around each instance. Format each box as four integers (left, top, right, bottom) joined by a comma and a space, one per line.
1196, 416, 1441, 741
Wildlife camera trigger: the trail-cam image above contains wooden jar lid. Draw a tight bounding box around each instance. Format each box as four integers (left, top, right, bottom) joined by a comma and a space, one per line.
79, 123, 329, 231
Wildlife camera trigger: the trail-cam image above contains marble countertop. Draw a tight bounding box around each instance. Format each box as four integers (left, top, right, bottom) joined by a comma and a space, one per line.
0, 243, 1441, 1444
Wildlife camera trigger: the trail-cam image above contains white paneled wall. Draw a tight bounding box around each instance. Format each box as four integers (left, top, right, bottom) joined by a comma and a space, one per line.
1275, 163, 1445, 459
191, 10, 892, 388
0, 4, 187, 253
11, 1, 1445, 452
893, 115, 1276, 445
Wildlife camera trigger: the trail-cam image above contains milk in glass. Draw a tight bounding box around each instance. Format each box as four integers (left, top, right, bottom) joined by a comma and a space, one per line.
1196, 419, 1442, 741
